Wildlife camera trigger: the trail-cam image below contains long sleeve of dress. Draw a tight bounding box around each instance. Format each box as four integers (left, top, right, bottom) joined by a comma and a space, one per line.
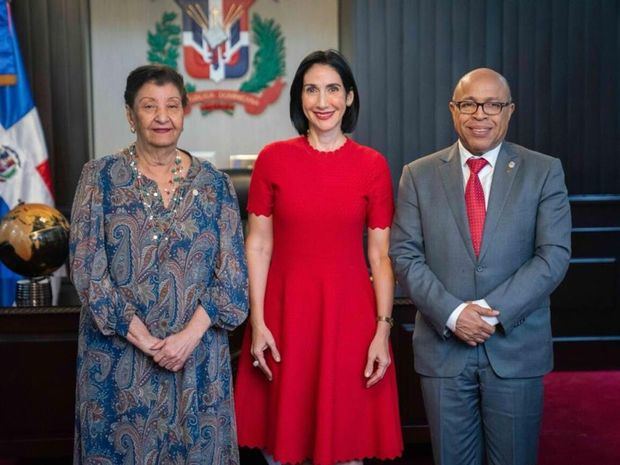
199, 174, 249, 331
69, 160, 138, 337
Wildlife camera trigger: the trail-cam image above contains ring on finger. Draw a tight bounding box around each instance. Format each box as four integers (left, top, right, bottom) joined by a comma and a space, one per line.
252, 360, 260, 368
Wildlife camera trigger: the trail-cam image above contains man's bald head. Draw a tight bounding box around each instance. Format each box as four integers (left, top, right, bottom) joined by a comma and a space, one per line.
453, 68, 512, 102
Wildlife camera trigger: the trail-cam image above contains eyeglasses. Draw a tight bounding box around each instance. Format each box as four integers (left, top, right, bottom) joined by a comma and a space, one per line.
451, 100, 512, 115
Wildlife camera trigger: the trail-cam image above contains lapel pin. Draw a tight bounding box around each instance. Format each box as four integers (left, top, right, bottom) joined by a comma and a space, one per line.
507, 161, 516, 171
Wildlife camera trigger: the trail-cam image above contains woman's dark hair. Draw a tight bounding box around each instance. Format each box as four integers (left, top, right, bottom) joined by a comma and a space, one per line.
289, 49, 360, 135
124, 65, 188, 108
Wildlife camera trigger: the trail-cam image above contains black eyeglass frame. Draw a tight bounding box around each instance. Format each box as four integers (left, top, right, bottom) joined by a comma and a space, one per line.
450, 100, 513, 115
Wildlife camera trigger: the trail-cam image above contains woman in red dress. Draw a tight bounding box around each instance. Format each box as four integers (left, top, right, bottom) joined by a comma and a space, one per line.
234, 50, 403, 465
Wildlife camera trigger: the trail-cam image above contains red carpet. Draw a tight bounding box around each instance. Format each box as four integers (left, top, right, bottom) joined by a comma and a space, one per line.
2, 372, 618, 465
539, 371, 620, 465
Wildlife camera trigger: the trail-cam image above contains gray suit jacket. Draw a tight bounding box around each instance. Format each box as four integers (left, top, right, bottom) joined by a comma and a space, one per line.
390, 141, 571, 378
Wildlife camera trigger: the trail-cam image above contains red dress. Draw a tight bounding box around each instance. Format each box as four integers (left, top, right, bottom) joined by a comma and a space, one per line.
234, 136, 403, 465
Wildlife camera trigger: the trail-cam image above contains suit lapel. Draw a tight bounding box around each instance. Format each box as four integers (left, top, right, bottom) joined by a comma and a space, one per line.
478, 144, 521, 261
438, 144, 476, 264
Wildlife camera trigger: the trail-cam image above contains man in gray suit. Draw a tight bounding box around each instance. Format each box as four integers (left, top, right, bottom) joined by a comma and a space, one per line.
390, 68, 571, 465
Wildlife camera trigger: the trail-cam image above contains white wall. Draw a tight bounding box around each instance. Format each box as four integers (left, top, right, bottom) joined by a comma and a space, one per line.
90, 0, 339, 167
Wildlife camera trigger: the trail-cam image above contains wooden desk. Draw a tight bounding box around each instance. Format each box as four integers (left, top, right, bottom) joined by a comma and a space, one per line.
0, 306, 79, 458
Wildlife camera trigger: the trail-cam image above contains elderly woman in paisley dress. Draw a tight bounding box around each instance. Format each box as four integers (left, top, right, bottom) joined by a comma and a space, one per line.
69, 65, 248, 464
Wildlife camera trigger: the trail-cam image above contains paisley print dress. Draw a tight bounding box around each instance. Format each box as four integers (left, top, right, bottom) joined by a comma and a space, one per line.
69, 148, 248, 465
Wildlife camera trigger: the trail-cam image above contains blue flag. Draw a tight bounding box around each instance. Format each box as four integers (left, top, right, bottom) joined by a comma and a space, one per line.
0, 1, 54, 306
0, 2, 17, 85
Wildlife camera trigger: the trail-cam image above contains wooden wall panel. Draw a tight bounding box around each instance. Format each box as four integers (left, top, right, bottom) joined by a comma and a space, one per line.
12, 0, 92, 217
340, 0, 620, 195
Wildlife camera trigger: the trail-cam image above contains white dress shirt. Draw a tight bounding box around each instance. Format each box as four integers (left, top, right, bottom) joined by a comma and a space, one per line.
445, 140, 501, 332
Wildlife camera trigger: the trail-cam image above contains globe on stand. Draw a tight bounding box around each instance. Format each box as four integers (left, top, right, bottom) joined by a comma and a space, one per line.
0, 203, 70, 306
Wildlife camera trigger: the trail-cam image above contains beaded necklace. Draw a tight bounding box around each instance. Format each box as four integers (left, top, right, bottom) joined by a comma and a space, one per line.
128, 144, 186, 242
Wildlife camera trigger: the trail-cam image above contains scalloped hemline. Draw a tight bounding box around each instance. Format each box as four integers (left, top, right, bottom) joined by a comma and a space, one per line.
367, 223, 393, 231
239, 444, 404, 465
247, 209, 273, 218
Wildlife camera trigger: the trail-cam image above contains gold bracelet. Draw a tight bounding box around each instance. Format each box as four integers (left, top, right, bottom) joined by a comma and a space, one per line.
376, 316, 394, 328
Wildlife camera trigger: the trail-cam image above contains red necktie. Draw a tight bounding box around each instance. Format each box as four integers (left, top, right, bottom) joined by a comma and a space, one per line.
465, 157, 488, 257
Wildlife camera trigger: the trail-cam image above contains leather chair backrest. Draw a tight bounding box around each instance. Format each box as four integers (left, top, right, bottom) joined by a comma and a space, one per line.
222, 168, 252, 221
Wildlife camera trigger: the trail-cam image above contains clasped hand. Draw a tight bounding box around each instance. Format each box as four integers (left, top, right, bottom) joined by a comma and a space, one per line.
454, 303, 500, 346
151, 304, 212, 371
127, 305, 211, 372
151, 326, 203, 372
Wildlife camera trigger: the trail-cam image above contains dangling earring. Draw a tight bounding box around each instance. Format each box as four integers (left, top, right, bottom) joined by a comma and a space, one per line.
130, 126, 136, 134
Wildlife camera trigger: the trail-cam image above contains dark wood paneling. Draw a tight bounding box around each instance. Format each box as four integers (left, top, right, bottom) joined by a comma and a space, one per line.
12, 0, 91, 218
551, 196, 620, 338
391, 301, 430, 445
340, 0, 620, 195
553, 339, 620, 371
0, 308, 78, 458
552, 260, 618, 336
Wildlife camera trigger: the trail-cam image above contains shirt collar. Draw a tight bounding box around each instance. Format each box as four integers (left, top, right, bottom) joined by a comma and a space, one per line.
458, 140, 502, 169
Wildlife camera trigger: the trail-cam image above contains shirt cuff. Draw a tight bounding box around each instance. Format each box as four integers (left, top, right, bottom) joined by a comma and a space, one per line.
473, 299, 498, 326
446, 303, 468, 332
